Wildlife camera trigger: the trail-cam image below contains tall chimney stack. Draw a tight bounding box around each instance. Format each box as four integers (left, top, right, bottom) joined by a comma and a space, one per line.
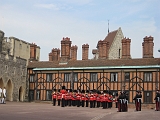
30, 43, 37, 61
121, 38, 131, 59
142, 36, 154, 58
82, 44, 89, 60
71, 45, 78, 60
60, 37, 72, 62
49, 48, 60, 61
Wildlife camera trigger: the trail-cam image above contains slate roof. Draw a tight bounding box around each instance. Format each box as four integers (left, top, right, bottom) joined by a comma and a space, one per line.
103, 30, 118, 49
28, 58, 160, 69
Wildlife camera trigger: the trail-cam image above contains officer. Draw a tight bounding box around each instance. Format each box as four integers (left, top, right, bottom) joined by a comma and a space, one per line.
154, 90, 160, 111
133, 91, 142, 111
117, 91, 124, 112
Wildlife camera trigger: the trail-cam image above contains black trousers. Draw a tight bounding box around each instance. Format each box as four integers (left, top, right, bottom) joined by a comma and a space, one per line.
72, 100, 76, 106
65, 100, 68, 106
97, 101, 100, 108
86, 100, 88, 107
58, 99, 61, 106
102, 101, 106, 109
93, 100, 96, 108
108, 102, 112, 108
53, 99, 56, 106
77, 100, 80, 107
61, 98, 65, 107
68, 99, 72, 106
90, 101, 93, 108
82, 100, 85, 107
116, 102, 118, 108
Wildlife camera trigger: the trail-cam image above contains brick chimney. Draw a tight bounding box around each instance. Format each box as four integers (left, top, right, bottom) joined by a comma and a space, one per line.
97, 40, 103, 59
82, 44, 89, 60
30, 43, 37, 61
142, 36, 154, 58
49, 48, 60, 61
60, 37, 72, 62
102, 41, 109, 59
97, 40, 109, 59
71, 45, 78, 60
121, 38, 131, 59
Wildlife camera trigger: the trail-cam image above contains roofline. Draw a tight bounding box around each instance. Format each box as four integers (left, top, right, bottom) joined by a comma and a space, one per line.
33, 65, 160, 71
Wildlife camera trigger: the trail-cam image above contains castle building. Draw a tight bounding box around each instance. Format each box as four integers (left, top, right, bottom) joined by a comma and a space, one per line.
0, 30, 40, 101
27, 27, 160, 104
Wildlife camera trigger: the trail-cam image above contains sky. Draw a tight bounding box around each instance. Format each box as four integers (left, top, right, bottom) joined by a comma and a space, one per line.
0, 0, 160, 61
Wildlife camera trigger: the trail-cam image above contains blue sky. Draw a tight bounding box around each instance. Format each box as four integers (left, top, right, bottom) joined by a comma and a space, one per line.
0, 0, 160, 61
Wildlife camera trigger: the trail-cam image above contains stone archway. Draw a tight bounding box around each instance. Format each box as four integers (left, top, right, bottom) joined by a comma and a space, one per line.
6, 80, 13, 101
0, 78, 4, 88
19, 86, 24, 101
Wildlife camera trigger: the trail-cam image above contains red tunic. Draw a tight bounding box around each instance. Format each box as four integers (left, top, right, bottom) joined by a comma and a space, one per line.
57, 94, 61, 100
52, 94, 57, 99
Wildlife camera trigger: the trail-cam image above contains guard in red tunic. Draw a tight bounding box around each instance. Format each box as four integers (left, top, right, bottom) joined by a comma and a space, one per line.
72, 91, 77, 106
68, 89, 72, 106
90, 94, 94, 108
154, 90, 160, 111
108, 92, 113, 108
52, 90, 57, 106
85, 90, 89, 107
102, 91, 108, 109
65, 91, 69, 106
60, 86, 66, 107
81, 90, 85, 107
115, 92, 118, 108
93, 90, 97, 108
76, 93, 81, 107
57, 90, 61, 106
96, 91, 101, 108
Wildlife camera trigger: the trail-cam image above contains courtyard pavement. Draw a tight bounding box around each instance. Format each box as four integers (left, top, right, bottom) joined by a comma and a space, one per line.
0, 102, 159, 120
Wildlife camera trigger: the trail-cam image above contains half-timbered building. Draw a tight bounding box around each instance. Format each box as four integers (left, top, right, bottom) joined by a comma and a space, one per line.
27, 28, 160, 104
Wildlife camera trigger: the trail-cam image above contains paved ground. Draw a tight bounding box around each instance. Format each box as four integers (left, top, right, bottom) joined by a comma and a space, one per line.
0, 102, 160, 120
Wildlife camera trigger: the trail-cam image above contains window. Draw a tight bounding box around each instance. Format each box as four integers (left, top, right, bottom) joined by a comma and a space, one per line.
144, 72, 152, 81
5, 65, 8, 73
46, 74, 52, 82
46, 90, 52, 100
73, 73, 78, 82
64, 73, 71, 82
36, 90, 40, 100
118, 48, 121, 58
125, 72, 130, 81
144, 91, 152, 103
90, 73, 97, 82
29, 75, 34, 82
110, 72, 118, 82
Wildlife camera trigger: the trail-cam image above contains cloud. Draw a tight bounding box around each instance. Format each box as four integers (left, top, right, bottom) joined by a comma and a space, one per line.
35, 3, 60, 10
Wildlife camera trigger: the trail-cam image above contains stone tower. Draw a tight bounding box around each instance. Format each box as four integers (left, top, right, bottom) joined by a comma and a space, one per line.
0, 30, 4, 52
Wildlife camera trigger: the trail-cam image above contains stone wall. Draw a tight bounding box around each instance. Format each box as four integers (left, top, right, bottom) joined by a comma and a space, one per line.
0, 52, 28, 102
108, 27, 124, 59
